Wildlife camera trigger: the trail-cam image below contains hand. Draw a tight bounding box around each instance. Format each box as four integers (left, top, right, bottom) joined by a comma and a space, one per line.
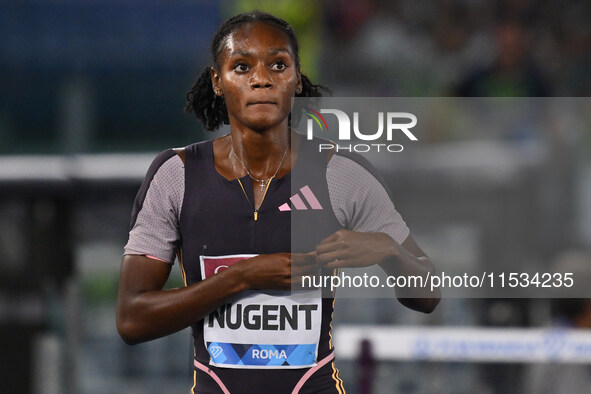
315, 230, 397, 269
235, 252, 318, 290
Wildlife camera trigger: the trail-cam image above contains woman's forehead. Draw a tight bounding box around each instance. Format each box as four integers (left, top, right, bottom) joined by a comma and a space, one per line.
220, 22, 294, 58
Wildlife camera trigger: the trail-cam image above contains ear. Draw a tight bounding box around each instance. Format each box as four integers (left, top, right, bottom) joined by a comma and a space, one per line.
295, 67, 303, 95
210, 66, 223, 96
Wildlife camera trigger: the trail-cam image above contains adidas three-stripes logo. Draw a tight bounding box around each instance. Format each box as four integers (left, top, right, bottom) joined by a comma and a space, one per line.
278, 185, 323, 211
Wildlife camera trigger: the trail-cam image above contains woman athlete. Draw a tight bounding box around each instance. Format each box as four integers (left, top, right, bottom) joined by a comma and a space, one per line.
117, 11, 439, 394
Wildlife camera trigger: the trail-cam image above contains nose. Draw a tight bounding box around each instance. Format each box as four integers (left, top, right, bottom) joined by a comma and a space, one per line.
250, 64, 273, 89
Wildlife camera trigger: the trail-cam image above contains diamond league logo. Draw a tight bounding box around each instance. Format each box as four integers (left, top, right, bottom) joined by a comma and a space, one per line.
209, 345, 224, 358
304, 106, 418, 152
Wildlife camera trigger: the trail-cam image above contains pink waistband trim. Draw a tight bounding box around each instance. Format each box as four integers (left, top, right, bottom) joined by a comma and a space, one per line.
193, 359, 231, 394
292, 352, 335, 394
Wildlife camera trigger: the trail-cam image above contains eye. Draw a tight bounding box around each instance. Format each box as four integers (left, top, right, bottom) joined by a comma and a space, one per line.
233, 63, 250, 73
271, 60, 288, 71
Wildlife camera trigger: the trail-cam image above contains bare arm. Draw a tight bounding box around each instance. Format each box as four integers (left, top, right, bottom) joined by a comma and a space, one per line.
382, 234, 441, 313
116, 255, 247, 344
315, 230, 440, 313
116, 252, 317, 345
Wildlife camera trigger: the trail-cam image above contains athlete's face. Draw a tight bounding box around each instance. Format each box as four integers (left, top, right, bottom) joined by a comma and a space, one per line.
211, 22, 302, 132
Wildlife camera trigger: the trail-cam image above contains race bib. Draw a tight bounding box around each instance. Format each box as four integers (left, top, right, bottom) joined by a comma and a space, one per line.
200, 254, 322, 369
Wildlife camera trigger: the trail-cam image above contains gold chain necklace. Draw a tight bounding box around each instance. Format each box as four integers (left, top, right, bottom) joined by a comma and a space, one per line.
230, 136, 289, 192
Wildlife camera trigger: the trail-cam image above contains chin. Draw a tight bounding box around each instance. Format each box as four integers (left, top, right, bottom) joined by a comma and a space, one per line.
246, 116, 287, 131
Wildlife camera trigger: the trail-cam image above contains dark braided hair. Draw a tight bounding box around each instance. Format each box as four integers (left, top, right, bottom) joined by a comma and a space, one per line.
185, 11, 327, 131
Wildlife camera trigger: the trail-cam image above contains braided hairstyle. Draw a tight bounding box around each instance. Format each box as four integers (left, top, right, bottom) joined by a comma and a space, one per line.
185, 11, 327, 131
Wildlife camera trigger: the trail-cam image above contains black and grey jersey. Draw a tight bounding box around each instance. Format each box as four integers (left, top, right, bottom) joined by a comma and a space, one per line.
125, 135, 409, 393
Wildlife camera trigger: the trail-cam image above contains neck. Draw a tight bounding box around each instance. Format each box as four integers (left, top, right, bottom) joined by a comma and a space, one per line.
229, 122, 291, 178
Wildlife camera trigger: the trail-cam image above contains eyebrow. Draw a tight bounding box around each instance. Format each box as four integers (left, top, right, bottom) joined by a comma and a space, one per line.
228, 48, 291, 58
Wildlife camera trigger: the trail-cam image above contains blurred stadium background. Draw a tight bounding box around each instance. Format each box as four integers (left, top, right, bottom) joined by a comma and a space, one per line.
1, 0, 590, 393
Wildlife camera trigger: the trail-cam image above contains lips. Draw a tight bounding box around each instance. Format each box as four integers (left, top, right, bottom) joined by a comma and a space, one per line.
247, 100, 277, 106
